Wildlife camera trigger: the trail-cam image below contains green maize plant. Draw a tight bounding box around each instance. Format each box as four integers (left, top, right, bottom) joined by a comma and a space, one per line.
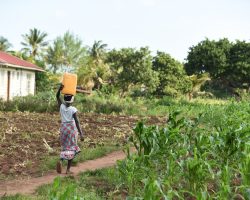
117, 155, 145, 195
242, 153, 250, 186
116, 106, 250, 198
142, 178, 167, 200
240, 152, 250, 199
182, 148, 211, 192
217, 165, 232, 199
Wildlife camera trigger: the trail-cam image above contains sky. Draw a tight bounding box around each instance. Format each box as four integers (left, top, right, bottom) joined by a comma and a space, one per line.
1, 0, 250, 61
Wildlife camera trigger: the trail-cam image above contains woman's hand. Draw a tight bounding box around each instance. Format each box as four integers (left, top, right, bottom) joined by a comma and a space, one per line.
56, 84, 64, 107
59, 84, 64, 91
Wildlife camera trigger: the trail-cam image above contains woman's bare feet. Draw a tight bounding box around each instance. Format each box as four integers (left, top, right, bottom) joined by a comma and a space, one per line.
56, 161, 62, 174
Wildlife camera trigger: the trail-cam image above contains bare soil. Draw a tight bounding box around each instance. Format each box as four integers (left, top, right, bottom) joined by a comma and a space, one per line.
0, 112, 165, 180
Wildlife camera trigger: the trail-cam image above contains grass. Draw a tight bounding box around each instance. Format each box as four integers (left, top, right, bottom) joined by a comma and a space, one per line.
38, 144, 120, 175
35, 176, 103, 200
77, 167, 121, 198
35, 168, 119, 199
1, 167, 119, 200
0, 195, 35, 200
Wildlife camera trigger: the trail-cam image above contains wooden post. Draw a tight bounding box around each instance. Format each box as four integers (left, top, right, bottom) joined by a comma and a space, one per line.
76, 88, 92, 95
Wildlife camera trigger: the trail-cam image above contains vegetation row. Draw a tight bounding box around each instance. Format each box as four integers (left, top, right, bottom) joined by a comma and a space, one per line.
1, 29, 250, 100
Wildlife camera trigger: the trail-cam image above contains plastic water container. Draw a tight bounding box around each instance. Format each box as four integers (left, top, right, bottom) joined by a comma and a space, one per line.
61, 73, 77, 95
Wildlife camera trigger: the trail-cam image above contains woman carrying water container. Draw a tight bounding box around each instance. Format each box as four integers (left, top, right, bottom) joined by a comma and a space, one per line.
56, 74, 84, 174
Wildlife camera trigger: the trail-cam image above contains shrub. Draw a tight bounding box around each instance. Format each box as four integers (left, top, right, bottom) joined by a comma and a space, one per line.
0, 91, 57, 112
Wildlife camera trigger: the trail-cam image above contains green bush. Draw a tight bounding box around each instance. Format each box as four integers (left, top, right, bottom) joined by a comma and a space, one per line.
0, 91, 57, 112
76, 93, 144, 115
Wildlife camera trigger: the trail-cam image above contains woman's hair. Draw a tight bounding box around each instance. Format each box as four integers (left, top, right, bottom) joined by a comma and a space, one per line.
64, 94, 74, 103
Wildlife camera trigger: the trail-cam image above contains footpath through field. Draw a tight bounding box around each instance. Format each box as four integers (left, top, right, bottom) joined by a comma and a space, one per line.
0, 150, 127, 196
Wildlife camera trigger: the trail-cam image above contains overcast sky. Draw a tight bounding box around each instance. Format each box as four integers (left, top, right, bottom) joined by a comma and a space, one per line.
1, 0, 250, 61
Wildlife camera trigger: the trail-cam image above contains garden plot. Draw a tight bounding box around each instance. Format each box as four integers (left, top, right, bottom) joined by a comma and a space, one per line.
0, 112, 165, 180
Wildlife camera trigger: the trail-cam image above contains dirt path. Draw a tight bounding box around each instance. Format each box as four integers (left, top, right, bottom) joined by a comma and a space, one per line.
0, 150, 127, 197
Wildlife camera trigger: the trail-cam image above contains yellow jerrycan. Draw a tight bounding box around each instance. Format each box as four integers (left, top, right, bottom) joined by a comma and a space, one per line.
61, 73, 77, 95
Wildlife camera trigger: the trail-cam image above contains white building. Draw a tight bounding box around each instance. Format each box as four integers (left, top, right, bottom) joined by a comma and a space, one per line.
0, 51, 44, 101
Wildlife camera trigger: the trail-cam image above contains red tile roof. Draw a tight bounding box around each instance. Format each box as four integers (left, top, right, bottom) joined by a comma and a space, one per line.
0, 51, 44, 72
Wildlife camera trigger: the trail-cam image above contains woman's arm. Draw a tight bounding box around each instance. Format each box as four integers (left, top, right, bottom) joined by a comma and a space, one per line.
73, 112, 84, 141
56, 84, 64, 108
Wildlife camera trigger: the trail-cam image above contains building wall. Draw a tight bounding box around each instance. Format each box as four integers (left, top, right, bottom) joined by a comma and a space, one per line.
0, 66, 36, 100
0, 67, 7, 99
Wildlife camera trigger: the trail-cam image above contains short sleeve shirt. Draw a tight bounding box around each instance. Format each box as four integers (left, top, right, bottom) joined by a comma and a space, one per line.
60, 104, 77, 123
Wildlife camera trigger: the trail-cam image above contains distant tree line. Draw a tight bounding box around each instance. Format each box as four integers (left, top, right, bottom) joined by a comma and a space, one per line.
185, 38, 250, 94
0, 29, 249, 98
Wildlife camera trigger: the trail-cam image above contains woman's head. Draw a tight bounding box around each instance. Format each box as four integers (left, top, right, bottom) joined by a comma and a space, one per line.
64, 94, 74, 104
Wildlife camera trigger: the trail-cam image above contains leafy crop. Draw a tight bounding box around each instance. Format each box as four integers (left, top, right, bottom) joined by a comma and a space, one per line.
118, 104, 250, 199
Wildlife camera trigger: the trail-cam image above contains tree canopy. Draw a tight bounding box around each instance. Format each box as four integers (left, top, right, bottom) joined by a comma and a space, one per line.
185, 38, 231, 78
185, 38, 250, 90
0, 36, 12, 52
226, 40, 250, 88
107, 47, 159, 95
153, 52, 191, 96
46, 31, 86, 73
2, 30, 250, 97
21, 28, 48, 60
89, 40, 108, 64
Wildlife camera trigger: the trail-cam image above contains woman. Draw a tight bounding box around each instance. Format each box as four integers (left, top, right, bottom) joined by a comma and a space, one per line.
56, 84, 84, 174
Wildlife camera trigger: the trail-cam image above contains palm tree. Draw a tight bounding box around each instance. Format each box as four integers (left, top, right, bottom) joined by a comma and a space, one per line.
21, 28, 48, 59
88, 41, 109, 89
90, 40, 107, 64
0, 36, 12, 51
46, 38, 64, 74
46, 32, 86, 73
188, 73, 211, 100
61, 31, 85, 68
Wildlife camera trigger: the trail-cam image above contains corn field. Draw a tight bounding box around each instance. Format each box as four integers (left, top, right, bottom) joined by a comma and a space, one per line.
117, 102, 250, 199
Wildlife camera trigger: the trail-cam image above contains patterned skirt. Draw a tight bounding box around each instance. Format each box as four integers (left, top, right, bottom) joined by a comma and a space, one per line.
60, 121, 81, 160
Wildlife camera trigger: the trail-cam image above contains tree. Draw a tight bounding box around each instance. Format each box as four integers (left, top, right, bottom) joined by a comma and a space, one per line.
107, 47, 159, 95
84, 40, 110, 89
21, 28, 48, 60
188, 73, 211, 99
46, 38, 64, 73
90, 40, 108, 64
61, 32, 85, 69
226, 40, 250, 88
0, 36, 12, 51
185, 38, 232, 78
46, 32, 86, 73
153, 51, 192, 97
185, 38, 250, 92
